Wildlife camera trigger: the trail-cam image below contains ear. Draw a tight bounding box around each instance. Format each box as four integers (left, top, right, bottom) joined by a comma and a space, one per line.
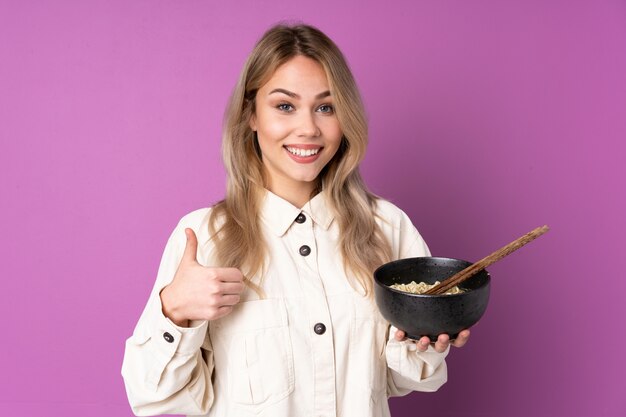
249, 113, 257, 132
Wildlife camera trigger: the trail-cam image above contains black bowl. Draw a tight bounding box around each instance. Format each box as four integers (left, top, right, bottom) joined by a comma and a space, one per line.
374, 257, 490, 341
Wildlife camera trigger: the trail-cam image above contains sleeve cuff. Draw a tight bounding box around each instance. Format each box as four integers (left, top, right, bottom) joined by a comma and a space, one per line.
147, 289, 209, 358
386, 326, 449, 379
153, 313, 209, 355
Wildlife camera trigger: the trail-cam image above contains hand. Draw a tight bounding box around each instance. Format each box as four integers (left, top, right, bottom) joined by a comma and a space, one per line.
160, 228, 245, 327
393, 329, 471, 353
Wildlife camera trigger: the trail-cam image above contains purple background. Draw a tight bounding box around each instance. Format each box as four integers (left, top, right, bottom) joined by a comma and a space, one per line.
1, 1, 624, 416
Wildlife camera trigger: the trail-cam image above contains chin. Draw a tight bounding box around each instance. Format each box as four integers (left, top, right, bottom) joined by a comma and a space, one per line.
295, 171, 324, 183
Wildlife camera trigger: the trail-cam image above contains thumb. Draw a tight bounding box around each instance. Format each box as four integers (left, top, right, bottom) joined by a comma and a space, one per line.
181, 228, 199, 264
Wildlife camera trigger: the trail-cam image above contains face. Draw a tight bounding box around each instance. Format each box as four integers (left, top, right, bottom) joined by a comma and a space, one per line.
250, 55, 343, 202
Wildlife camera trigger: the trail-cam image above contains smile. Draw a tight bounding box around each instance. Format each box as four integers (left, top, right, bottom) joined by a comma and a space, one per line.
284, 146, 321, 157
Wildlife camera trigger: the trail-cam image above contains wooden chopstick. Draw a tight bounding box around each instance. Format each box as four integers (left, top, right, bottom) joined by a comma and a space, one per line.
423, 225, 550, 295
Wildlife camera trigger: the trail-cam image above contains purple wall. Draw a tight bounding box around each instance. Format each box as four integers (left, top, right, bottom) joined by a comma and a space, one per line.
1, 1, 624, 416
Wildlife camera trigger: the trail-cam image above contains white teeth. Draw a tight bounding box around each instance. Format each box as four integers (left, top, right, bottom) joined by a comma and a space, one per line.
286, 146, 320, 157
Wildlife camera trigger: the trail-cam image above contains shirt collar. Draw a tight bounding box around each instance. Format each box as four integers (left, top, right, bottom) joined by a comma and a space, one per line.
260, 189, 335, 236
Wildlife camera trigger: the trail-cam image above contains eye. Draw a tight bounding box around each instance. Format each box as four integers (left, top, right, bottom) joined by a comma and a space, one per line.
317, 104, 334, 114
277, 103, 294, 113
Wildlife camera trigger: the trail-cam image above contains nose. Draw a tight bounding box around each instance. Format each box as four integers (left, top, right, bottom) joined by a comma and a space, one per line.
296, 111, 321, 138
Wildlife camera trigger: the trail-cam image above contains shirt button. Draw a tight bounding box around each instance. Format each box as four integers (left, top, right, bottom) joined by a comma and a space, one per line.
299, 245, 311, 256
314, 323, 326, 335
163, 332, 174, 343
295, 213, 306, 224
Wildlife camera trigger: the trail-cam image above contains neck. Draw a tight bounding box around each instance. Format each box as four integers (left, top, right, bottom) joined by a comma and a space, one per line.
266, 180, 316, 208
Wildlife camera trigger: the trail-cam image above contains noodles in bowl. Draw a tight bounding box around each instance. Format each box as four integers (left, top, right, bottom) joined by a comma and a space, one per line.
374, 257, 490, 341
390, 281, 464, 295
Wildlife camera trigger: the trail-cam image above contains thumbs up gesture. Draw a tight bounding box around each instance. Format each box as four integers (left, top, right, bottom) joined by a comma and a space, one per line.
160, 228, 245, 327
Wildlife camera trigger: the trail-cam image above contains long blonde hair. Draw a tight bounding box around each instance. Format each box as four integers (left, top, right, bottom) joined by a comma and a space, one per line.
209, 23, 392, 296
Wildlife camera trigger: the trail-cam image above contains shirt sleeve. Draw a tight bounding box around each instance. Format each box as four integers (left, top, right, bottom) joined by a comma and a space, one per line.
397, 209, 431, 259
121, 219, 215, 416
385, 207, 449, 396
385, 326, 449, 396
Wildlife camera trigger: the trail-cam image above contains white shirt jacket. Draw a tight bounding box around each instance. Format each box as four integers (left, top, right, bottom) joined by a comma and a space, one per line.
122, 191, 449, 417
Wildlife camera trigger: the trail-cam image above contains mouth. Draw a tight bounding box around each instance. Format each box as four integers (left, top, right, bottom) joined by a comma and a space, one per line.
284, 145, 323, 163
284, 145, 322, 158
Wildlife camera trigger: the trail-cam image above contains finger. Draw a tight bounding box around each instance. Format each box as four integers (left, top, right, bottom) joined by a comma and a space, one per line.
434, 333, 450, 353
416, 336, 430, 352
394, 329, 406, 341
452, 329, 471, 348
219, 281, 245, 295
214, 267, 245, 282
211, 305, 234, 320
218, 293, 241, 306
181, 228, 199, 264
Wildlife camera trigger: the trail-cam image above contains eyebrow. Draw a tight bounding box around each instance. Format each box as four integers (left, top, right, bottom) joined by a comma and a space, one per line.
268, 88, 331, 99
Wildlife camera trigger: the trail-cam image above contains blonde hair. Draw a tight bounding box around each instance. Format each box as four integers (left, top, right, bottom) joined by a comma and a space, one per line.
209, 23, 392, 296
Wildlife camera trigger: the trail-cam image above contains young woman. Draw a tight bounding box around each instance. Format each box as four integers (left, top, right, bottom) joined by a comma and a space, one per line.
122, 23, 470, 417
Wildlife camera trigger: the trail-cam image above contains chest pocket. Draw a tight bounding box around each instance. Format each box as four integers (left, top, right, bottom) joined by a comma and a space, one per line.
350, 294, 389, 396
214, 298, 295, 409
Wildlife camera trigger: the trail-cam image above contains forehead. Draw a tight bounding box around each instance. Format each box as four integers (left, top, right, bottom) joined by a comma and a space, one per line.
260, 55, 330, 94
